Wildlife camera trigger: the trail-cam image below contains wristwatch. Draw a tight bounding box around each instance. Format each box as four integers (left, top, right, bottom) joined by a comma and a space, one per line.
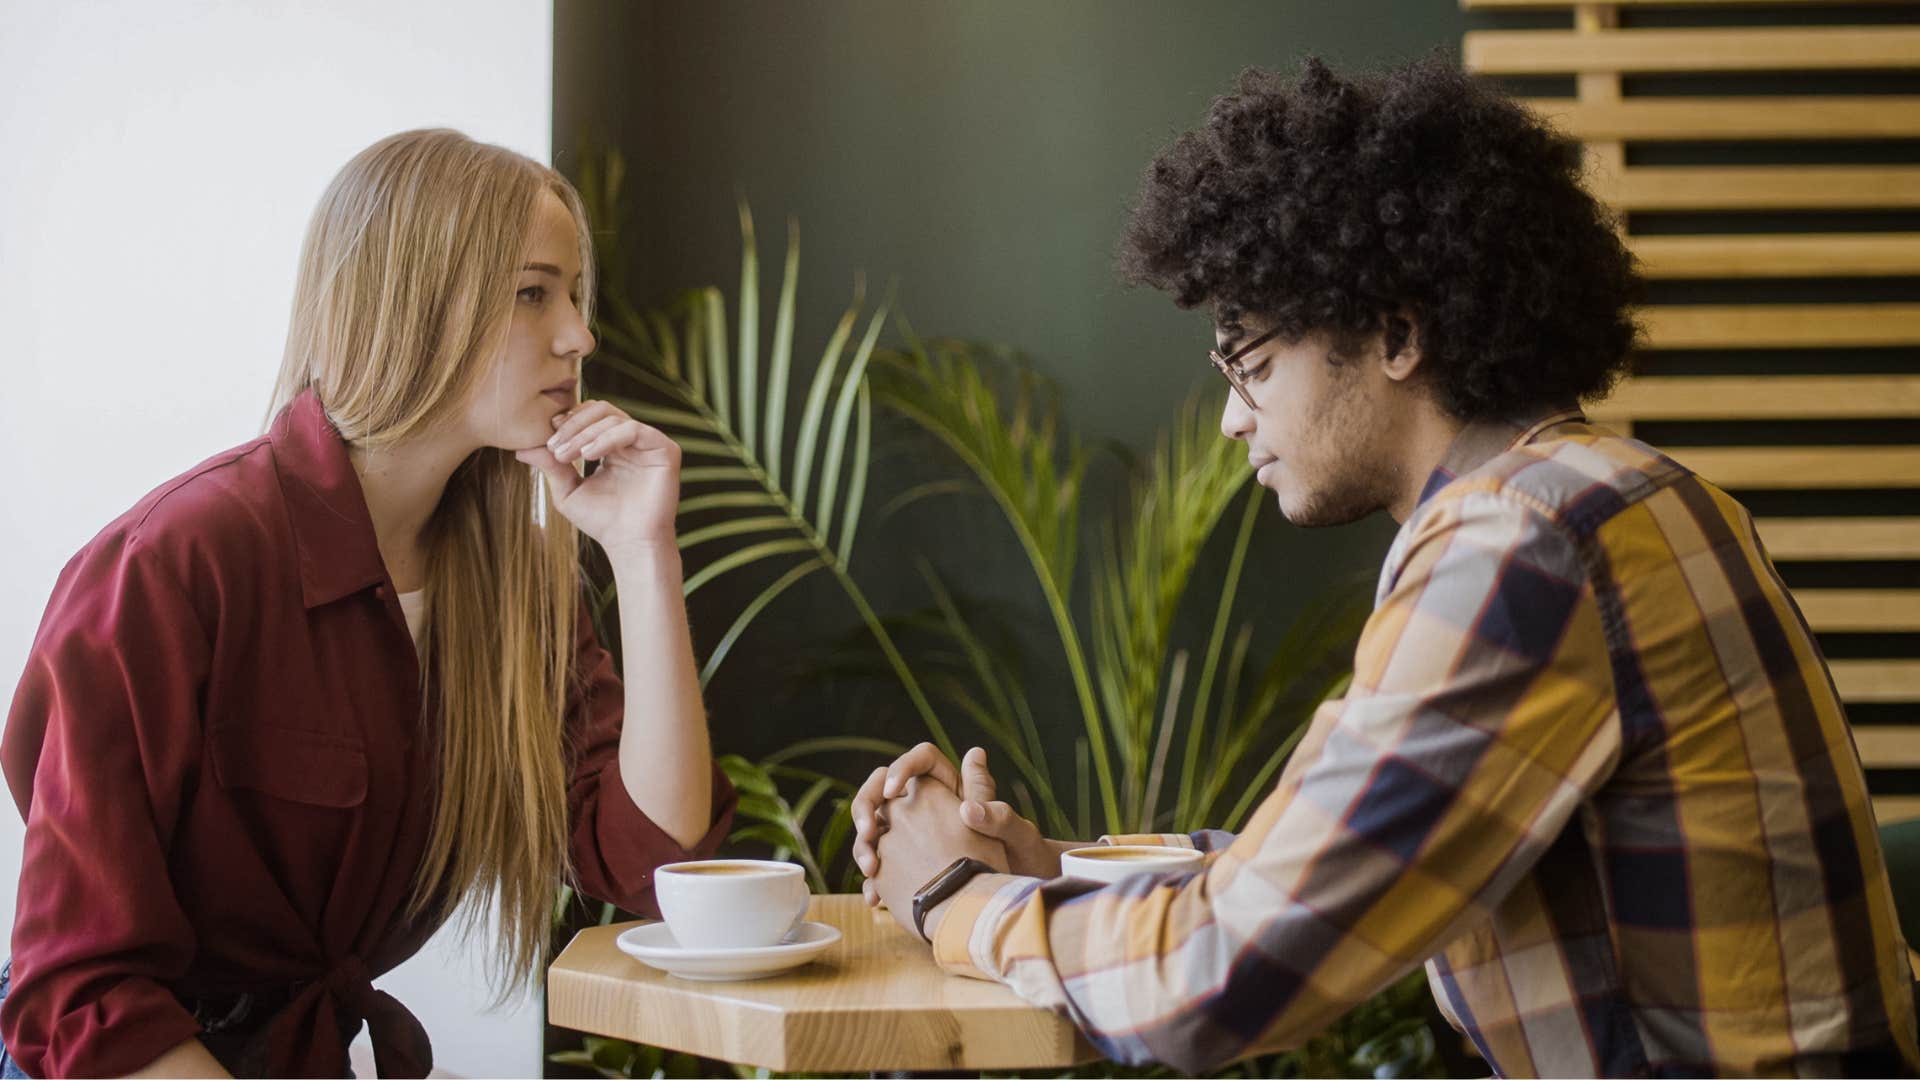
911, 856, 996, 943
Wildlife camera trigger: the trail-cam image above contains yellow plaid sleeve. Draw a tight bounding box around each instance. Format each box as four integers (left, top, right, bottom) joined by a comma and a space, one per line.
928, 491, 1624, 1072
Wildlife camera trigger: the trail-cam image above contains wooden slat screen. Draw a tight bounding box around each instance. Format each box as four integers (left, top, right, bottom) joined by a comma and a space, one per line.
1463, 0, 1920, 821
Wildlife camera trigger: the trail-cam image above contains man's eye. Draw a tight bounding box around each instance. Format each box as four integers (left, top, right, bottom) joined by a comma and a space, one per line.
1244, 361, 1269, 381
517, 285, 546, 304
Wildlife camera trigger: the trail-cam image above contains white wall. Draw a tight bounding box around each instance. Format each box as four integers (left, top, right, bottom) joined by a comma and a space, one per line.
0, 2, 552, 1075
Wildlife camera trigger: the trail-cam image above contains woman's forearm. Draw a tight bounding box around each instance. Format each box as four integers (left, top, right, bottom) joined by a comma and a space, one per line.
122, 1036, 231, 1078
609, 545, 713, 849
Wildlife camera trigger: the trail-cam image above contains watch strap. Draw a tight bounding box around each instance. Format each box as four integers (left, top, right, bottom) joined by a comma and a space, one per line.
911, 856, 994, 943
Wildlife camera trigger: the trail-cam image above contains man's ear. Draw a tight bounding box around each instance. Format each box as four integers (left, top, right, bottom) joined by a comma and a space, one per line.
1380, 312, 1422, 383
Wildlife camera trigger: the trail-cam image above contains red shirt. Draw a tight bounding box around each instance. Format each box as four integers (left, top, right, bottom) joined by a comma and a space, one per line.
2, 391, 735, 1078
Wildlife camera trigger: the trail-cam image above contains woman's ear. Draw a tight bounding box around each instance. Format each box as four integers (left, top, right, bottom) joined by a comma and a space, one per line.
1380, 312, 1422, 382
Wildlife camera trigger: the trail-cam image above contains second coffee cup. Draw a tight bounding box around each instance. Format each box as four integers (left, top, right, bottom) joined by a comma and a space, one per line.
1060, 844, 1206, 885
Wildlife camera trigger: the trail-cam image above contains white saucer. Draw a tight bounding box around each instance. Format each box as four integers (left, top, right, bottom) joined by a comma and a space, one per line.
615, 920, 842, 982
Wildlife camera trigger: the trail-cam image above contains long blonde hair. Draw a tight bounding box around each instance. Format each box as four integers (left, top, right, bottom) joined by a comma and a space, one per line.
270, 128, 595, 993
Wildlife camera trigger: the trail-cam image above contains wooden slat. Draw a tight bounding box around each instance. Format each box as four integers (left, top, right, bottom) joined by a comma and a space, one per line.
1833, 660, 1920, 702
1796, 590, 1920, 632
1640, 304, 1920, 348
1526, 97, 1920, 141
1856, 726, 1920, 768
1465, 28, 1920, 74
1874, 797, 1920, 826
1668, 446, 1920, 488
1757, 518, 1920, 560
1596, 166, 1920, 210
1592, 375, 1920, 420
1631, 235, 1920, 279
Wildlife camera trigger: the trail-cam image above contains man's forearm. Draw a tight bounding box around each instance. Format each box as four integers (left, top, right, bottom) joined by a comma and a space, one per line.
612, 546, 713, 848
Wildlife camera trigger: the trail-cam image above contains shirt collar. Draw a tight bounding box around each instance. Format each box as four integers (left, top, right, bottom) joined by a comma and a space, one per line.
1413, 406, 1587, 513
269, 389, 390, 609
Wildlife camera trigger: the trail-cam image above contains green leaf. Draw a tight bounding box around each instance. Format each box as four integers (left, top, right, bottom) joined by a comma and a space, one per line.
683, 291, 706, 404
871, 338, 1115, 828
914, 563, 1067, 832
680, 465, 757, 485
765, 219, 800, 486
791, 276, 864, 514
1221, 692, 1321, 832
818, 799, 854, 881
736, 202, 758, 459
816, 299, 889, 547
761, 735, 908, 765
677, 515, 794, 551
790, 777, 835, 830
704, 288, 731, 429
678, 490, 779, 515
736, 791, 790, 823
597, 396, 716, 434
646, 309, 681, 381
578, 192, 953, 791
673, 436, 737, 459
877, 478, 977, 522
700, 558, 826, 688
731, 822, 801, 850
837, 380, 872, 567
718, 753, 777, 796
1177, 484, 1263, 830
594, 314, 657, 369
682, 538, 814, 597
1084, 387, 1253, 828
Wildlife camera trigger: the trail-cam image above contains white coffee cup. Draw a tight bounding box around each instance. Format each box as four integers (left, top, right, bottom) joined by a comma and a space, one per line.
1060, 844, 1206, 885
654, 859, 810, 949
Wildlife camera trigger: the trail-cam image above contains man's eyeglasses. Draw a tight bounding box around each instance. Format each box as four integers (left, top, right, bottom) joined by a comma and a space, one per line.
1208, 325, 1283, 411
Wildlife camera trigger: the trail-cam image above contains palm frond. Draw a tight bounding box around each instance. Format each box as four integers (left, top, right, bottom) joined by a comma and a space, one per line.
1197, 572, 1374, 826
1089, 388, 1252, 829
577, 148, 954, 757
871, 336, 1118, 828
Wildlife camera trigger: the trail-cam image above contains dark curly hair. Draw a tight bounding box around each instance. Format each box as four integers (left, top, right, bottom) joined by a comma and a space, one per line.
1118, 55, 1642, 421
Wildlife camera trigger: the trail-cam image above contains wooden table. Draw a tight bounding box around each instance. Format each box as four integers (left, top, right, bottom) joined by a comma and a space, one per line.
547, 894, 1100, 1072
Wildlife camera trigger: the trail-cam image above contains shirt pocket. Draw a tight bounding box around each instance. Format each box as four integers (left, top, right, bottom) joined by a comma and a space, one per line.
208, 724, 368, 808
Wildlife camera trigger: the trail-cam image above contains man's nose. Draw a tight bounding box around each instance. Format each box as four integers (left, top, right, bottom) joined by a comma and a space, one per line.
1220, 390, 1254, 442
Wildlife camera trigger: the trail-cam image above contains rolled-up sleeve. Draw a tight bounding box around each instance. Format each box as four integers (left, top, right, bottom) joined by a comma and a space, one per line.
2, 535, 208, 1078
564, 607, 735, 917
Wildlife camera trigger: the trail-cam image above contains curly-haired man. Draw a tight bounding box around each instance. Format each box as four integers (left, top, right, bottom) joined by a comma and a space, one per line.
855, 58, 1919, 1076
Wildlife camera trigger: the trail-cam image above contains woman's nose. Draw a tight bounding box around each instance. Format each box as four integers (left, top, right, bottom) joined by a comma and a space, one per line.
558, 312, 595, 359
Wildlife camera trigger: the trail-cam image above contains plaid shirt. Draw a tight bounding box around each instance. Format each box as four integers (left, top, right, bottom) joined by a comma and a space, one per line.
930, 411, 1919, 1077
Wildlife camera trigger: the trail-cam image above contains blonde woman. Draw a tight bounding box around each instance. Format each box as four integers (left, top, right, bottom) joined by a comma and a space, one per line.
0, 129, 734, 1078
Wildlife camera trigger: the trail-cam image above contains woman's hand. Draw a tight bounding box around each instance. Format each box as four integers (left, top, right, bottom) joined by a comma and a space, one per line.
516, 400, 679, 561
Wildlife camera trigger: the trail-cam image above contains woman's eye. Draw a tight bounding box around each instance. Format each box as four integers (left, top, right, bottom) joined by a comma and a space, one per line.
517, 285, 546, 304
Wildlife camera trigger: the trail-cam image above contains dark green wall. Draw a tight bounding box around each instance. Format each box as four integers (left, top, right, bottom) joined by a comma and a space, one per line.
553, 1, 1474, 764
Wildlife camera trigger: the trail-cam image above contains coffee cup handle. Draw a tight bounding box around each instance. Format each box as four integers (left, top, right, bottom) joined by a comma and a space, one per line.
787, 883, 809, 935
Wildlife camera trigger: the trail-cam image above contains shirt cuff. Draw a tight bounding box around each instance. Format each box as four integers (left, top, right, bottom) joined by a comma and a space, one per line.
589, 758, 737, 915
33, 975, 204, 1079
930, 873, 1039, 980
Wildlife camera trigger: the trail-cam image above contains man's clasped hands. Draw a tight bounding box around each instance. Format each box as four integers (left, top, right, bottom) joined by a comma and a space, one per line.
851, 744, 1078, 942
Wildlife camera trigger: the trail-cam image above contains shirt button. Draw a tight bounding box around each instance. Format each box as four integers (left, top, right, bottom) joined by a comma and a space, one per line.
374, 584, 389, 598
